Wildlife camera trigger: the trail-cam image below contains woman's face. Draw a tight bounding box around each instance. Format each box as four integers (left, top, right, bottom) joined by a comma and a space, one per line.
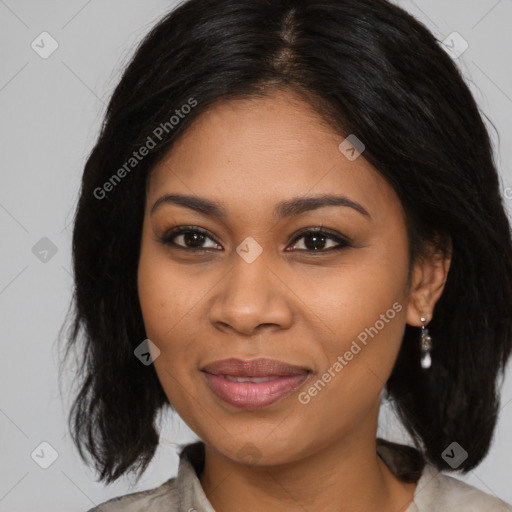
138, 89, 417, 465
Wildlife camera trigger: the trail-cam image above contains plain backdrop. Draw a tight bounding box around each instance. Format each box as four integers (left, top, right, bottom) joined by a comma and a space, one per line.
1, 1, 511, 510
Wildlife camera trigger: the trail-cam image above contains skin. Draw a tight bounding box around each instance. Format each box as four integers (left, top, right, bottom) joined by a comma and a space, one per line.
137, 88, 451, 512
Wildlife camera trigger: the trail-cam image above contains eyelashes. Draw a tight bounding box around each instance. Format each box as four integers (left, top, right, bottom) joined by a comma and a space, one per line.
158, 225, 353, 254
286, 227, 352, 252
159, 226, 221, 251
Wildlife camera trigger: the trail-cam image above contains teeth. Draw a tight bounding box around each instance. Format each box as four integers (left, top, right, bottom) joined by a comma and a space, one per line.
222, 375, 282, 383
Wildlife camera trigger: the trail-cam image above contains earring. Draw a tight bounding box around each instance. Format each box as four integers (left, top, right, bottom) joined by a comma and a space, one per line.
420, 316, 432, 369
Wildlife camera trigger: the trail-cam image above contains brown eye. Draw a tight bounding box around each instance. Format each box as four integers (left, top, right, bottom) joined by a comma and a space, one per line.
159, 226, 222, 250
287, 228, 352, 253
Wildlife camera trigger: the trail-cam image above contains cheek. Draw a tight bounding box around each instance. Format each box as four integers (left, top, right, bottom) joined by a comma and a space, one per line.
307, 235, 410, 383
137, 249, 199, 407
296, 285, 408, 436
138, 238, 201, 340
137, 239, 224, 406
303, 243, 408, 343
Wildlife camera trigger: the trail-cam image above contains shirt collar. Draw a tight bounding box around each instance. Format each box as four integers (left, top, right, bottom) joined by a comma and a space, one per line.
175, 438, 427, 512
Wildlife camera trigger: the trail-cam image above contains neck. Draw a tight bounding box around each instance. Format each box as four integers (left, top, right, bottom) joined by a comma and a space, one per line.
199, 401, 417, 512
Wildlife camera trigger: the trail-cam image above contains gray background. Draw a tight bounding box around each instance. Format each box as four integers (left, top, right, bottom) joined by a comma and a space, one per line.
1, 0, 511, 510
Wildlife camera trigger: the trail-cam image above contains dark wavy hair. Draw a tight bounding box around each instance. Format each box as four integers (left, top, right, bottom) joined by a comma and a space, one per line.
59, 0, 512, 484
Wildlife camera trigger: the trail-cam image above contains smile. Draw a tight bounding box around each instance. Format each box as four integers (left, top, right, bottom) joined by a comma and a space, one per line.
202, 371, 310, 409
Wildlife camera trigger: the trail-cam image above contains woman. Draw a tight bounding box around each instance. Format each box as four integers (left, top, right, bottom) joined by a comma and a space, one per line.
61, 0, 512, 510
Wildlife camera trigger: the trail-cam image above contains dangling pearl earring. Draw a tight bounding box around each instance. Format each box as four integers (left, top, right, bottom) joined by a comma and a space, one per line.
420, 316, 432, 369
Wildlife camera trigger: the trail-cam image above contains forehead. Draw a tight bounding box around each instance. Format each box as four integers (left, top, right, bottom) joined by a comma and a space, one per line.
147, 89, 398, 219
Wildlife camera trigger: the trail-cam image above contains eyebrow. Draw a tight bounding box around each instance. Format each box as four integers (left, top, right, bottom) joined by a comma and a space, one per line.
150, 193, 371, 219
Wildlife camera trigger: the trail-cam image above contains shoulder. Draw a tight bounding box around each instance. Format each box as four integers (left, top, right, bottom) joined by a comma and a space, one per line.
84, 441, 207, 512
85, 477, 179, 512
376, 438, 512, 511
413, 464, 512, 511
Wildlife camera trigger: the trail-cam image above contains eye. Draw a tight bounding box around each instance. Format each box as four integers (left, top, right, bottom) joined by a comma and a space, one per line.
286, 227, 352, 253
159, 226, 352, 253
158, 226, 222, 250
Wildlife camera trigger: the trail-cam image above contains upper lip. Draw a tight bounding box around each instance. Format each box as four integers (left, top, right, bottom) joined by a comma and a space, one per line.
201, 358, 310, 377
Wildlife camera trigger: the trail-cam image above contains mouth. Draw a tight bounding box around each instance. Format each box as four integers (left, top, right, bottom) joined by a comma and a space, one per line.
200, 358, 311, 409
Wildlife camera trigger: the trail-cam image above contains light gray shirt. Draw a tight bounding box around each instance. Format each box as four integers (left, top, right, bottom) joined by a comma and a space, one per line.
87, 439, 512, 511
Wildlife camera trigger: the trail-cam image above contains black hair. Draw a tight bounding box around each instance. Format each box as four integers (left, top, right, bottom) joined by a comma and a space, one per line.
59, 0, 512, 484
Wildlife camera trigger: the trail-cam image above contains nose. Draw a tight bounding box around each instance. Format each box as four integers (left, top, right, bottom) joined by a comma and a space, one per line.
208, 250, 294, 336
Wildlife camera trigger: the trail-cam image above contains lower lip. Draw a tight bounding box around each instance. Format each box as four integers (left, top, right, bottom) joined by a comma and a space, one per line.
202, 372, 309, 409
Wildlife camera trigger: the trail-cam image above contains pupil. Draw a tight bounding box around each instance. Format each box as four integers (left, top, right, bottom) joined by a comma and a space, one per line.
181, 232, 329, 250
305, 234, 326, 250
185, 232, 205, 247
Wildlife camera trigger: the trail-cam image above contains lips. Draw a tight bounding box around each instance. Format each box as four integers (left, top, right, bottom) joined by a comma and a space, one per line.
201, 358, 310, 409
201, 357, 310, 377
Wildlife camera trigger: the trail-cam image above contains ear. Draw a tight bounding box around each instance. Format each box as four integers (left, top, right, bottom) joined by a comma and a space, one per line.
406, 237, 452, 327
